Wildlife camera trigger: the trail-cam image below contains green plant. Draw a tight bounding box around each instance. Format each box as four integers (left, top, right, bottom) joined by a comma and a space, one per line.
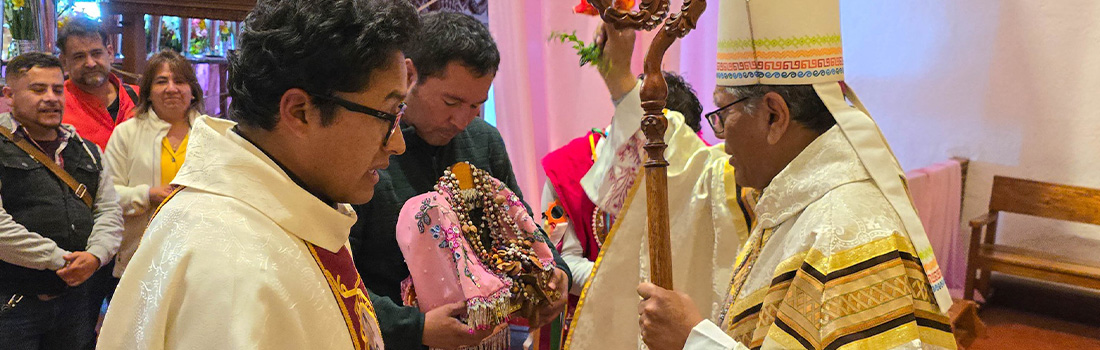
4, 0, 39, 40
189, 37, 208, 55
549, 31, 608, 71
161, 28, 182, 53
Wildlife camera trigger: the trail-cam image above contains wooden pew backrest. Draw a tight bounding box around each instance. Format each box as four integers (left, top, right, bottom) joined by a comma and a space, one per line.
989, 176, 1100, 226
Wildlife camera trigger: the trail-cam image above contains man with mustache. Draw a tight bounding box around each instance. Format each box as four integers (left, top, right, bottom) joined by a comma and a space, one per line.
0, 52, 124, 349
59, 16, 139, 150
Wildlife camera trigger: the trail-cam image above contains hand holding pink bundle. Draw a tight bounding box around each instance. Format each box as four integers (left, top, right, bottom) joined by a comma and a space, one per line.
397, 163, 559, 348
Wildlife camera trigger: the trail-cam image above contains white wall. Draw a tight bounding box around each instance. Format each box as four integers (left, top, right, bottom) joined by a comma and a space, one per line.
842, 0, 1100, 262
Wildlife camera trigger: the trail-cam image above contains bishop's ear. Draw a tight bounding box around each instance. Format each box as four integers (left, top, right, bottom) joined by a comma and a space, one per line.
761, 91, 791, 145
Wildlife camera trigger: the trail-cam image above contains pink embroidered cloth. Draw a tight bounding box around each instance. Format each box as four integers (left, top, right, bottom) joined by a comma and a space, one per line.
396, 176, 555, 328
906, 159, 965, 297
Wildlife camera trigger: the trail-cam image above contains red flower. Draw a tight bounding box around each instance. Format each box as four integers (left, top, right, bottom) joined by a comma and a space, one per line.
574, 0, 635, 16
574, 1, 599, 15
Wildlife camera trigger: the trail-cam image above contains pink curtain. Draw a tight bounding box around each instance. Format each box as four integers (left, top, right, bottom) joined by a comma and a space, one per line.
488, 2, 719, 214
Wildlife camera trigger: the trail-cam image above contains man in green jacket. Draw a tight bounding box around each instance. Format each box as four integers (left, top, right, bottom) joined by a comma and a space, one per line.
349, 11, 571, 350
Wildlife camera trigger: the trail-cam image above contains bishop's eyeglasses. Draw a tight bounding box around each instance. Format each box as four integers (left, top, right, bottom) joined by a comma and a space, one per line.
704, 96, 751, 136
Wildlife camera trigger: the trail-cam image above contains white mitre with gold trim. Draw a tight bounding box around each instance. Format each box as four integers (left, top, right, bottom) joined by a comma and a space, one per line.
715, 0, 952, 314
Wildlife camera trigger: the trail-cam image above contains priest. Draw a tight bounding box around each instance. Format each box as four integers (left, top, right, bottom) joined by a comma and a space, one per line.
634, 1, 955, 349
96, 1, 418, 349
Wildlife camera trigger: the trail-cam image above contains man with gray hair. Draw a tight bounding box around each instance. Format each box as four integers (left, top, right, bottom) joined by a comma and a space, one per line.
58, 16, 139, 150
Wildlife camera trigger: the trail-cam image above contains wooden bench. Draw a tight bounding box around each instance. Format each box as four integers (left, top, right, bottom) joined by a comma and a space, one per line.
963, 176, 1100, 301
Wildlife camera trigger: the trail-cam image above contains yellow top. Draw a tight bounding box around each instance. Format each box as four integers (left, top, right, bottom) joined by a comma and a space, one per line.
160, 134, 189, 186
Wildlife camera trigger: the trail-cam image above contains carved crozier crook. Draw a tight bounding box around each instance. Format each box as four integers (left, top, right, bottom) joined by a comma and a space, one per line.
586, 0, 706, 290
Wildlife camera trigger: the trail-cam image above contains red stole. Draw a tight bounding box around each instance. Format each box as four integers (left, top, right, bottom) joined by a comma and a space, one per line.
305, 243, 384, 350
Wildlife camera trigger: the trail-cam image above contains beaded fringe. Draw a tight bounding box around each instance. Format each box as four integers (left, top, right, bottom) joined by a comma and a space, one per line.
465, 288, 515, 329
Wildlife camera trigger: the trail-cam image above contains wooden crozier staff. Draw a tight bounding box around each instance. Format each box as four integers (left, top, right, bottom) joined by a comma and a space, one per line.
585, 0, 706, 290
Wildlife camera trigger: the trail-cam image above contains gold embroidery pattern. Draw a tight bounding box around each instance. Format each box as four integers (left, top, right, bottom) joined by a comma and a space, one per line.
306, 244, 383, 350
719, 227, 776, 327
720, 234, 955, 349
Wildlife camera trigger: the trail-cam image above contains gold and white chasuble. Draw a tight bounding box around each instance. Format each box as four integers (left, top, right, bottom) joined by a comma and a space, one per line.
686, 127, 956, 350
565, 83, 751, 350
685, 0, 956, 348
98, 116, 384, 350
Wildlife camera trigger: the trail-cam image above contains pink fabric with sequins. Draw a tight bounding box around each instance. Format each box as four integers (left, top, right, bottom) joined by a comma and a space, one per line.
396, 176, 554, 318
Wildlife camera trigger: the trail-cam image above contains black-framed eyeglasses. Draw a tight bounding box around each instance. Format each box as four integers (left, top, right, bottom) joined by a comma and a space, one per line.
704, 96, 750, 137
311, 93, 405, 146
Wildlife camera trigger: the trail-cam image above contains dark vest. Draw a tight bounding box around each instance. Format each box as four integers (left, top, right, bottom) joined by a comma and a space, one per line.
0, 132, 101, 295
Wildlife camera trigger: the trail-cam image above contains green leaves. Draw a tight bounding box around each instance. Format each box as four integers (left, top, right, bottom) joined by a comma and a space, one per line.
548, 31, 610, 71
189, 37, 208, 55
4, 0, 39, 40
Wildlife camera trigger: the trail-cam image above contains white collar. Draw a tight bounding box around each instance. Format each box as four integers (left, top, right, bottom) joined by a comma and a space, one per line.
171, 116, 356, 252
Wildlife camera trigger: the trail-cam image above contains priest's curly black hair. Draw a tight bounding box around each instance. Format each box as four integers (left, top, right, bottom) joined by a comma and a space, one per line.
227, 0, 420, 129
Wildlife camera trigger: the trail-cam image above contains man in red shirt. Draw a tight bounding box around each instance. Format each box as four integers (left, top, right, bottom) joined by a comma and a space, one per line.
58, 16, 138, 150
57, 17, 138, 348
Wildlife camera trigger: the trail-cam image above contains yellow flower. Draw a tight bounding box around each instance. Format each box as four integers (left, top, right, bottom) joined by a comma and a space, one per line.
198, 20, 207, 31
12, 0, 25, 9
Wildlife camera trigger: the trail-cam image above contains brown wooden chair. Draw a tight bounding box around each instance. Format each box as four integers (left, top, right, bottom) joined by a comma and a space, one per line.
948, 298, 986, 349
964, 176, 1100, 301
